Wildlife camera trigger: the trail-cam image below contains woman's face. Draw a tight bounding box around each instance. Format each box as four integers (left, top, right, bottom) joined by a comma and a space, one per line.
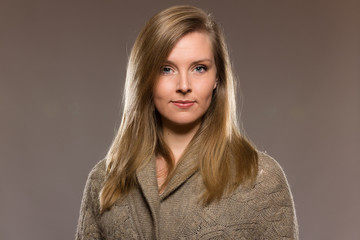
153, 31, 217, 129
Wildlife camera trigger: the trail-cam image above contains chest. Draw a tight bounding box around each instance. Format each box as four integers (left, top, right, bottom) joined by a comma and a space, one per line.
97, 174, 267, 240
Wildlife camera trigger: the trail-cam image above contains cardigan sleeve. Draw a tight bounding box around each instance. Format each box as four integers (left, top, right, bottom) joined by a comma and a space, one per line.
75, 161, 105, 240
255, 154, 299, 239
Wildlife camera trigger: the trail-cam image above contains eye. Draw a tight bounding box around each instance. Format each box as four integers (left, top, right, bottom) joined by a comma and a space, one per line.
161, 66, 174, 75
194, 65, 207, 73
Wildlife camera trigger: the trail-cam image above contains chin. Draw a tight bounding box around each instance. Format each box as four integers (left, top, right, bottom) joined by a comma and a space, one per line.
163, 116, 202, 129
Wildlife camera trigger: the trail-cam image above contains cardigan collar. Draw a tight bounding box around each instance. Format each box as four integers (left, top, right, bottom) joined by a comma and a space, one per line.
159, 155, 198, 200
136, 155, 199, 202
135, 157, 160, 238
135, 155, 199, 239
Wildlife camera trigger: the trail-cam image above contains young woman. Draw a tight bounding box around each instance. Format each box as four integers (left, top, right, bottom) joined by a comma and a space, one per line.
76, 5, 298, 239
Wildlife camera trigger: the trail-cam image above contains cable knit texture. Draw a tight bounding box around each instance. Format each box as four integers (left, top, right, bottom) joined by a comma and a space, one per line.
75, 152, 299, 239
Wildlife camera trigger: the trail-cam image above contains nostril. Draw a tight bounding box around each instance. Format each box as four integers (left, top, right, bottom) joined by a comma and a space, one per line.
176, 88, 191, 94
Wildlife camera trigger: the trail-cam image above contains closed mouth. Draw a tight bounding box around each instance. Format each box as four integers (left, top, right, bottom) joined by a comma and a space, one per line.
171, 100, 195, 108
171, 100, 195, 104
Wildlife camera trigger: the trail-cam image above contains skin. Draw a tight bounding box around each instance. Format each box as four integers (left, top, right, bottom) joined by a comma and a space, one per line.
153, 31, 217, 189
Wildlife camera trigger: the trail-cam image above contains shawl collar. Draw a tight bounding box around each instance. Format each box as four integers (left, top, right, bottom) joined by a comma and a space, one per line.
136, 155, 199, 202
136, 157, 160, 238
159, 155, 199, 201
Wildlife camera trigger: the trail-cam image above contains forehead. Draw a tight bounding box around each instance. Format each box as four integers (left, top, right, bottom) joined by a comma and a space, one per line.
166, 31, 214, 62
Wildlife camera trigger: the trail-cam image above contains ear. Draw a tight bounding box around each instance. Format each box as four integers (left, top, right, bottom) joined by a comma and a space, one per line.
213, 78, 218, 89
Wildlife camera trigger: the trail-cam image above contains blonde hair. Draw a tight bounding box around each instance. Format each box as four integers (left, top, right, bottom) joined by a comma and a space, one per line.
100, 5, 258, 213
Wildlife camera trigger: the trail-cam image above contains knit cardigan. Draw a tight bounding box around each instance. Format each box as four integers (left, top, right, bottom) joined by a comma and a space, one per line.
75, 152, 299, 239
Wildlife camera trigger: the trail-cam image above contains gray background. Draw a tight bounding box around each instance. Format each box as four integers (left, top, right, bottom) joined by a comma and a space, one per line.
1, 0, 359, 239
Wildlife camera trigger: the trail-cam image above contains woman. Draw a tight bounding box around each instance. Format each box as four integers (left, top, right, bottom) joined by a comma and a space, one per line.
76, 5, 298, 239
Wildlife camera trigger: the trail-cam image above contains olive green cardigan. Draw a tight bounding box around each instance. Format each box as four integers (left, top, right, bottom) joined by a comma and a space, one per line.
76, 152, 298, 239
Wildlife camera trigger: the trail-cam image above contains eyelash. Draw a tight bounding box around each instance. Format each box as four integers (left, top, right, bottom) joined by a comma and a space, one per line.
194, 65, 207, 73
161, 66, 173, 74
161, 65, 208, 74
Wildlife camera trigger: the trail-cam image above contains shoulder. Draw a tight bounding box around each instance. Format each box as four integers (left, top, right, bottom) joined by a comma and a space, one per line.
232, 151, 294, 204
250, 151, 299, 238
256, 151, 290, 186
252, 151, 295, 204
82, 159, 107, 202
87, 159, 107, 183
224, 151, 299, 238
76, 160, 107, 239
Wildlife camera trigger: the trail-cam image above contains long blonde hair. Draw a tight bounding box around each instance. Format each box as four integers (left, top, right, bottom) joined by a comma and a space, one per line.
100, 5, 258, 213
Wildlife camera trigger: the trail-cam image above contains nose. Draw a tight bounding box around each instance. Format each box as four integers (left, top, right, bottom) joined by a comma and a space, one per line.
176, 72, 191, 94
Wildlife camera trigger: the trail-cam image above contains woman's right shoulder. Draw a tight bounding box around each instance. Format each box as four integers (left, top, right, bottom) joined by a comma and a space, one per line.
85, 159, 107, 188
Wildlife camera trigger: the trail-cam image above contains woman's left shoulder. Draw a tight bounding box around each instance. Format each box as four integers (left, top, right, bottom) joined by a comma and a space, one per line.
256, 151, 290, 186
248, 151, 298, 221
247, 151, 299, 238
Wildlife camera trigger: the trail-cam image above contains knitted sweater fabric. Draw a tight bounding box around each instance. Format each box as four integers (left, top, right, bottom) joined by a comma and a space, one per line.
75, 152, 299, 239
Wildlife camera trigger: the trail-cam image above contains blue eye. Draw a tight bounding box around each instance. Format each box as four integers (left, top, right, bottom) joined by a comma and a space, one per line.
194, 65, 207, 73
162, 66, 173, 74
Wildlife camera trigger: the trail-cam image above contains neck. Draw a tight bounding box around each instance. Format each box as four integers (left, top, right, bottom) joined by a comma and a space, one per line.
161, 118, 201, 164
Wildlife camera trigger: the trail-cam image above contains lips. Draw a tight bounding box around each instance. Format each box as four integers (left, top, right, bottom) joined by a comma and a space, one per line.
171, 100, 195, 109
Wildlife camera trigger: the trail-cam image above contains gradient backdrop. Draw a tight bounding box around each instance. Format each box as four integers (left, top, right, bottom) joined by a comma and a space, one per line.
1, 0, 359, 239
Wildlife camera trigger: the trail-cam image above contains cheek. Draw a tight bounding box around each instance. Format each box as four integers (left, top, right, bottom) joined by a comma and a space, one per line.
196, 82, 216, 103
204, 90, 215, 109
153, 91, 164, 110
153, 81, 172, 107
